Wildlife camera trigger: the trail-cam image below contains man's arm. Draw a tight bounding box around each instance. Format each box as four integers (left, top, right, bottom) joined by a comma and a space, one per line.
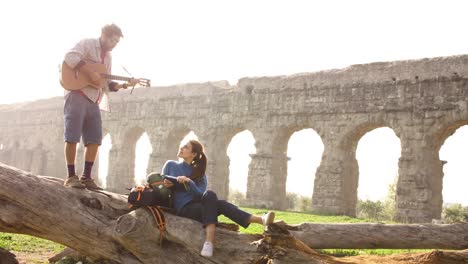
64, 39, 101, 85
64, 39, 89, 69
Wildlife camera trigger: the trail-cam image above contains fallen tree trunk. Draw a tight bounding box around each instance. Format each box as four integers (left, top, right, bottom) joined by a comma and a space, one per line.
289, 222, 468, 249
0, 163, 467, 264
0, 163, 326, 263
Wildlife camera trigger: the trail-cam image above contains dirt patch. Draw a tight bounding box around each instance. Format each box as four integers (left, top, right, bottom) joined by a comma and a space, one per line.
8, 249, 468, 263
12, 250, 56, 264
332, 249, 468, 264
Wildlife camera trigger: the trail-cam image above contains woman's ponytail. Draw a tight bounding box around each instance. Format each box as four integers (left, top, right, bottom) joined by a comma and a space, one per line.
189, 140, 207, 182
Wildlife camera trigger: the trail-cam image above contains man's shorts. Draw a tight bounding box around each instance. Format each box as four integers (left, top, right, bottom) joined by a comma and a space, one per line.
64, 91, 102, 145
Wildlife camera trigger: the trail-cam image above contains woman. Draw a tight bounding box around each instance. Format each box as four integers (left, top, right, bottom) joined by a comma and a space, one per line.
162, 139, 275, 258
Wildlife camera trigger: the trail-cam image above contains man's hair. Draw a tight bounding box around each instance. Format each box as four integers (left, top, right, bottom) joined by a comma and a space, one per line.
102, 24, 123, 38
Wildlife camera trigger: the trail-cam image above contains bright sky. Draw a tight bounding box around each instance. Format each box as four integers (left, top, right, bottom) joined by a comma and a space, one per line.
1, 0, 467, 205
1, 0, 468, 104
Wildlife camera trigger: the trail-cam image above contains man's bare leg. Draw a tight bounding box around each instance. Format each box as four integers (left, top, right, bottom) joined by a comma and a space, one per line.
63, 142, 85, 188
65, 142, 77, 166
80, 143, 102, 190
84, 143, 99, 163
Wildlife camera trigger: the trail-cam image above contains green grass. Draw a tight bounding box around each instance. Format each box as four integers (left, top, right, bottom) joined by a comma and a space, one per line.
219, 207, 429, 256
219, 207, 372, 234
0, 232, 64, 253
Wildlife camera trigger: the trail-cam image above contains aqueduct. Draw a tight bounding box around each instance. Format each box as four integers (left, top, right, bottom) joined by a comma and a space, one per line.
1, 55, 468, 223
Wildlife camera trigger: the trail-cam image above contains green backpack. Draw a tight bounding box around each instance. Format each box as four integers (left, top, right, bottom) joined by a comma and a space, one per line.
146, 172, 173, 208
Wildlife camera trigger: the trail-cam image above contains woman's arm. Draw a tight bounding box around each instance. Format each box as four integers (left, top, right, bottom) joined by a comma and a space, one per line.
186, 176, 207, 196
177, 175, 207, 199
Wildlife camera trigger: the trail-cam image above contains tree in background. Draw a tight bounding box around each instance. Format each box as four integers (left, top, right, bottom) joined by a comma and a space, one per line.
357, 179, 396, 221
442, 204, 468, 223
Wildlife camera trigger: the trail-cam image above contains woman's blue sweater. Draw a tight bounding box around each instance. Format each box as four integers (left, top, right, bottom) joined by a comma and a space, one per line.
162, 160, 207, 213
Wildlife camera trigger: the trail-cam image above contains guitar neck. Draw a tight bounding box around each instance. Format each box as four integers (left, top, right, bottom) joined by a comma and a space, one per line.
101, 74, 133, 82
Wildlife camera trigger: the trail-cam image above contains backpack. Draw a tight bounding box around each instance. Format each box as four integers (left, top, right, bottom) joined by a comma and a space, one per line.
127, 172, 173, 208
127, 173, 172, 245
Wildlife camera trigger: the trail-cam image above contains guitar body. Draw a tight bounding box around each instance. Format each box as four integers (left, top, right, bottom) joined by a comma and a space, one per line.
59, 62, 107, 91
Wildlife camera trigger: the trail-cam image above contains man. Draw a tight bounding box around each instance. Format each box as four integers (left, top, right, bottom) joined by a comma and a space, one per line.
62, 24, 137, 190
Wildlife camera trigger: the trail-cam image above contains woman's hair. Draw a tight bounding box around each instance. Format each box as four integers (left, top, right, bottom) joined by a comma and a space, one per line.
188, 139, 207, 183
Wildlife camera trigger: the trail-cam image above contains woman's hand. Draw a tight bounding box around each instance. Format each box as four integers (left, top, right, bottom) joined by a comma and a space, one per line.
163, 179, 174, 188
177, 176, 191, 184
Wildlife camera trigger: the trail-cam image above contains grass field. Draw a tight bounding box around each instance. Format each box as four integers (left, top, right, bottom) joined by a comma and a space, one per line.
0, 207, 428, 263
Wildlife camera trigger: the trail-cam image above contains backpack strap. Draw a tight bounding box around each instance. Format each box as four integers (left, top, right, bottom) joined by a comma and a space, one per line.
128, 186, 146, 209
146, 206, 166, 245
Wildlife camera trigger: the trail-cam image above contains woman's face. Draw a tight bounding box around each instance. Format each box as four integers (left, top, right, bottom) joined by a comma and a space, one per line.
178, 142, 196, 161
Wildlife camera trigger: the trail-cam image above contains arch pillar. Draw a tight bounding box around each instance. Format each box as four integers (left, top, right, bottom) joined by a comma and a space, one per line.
395, 131, 443, 223
106, 129, 144, 193
145, 127, 194, 176
312, 132, 358, 216
198, 130, 231, 199
146, 130, 175, 174
106, 143, 136, 193
30, 144, 47, 175
244, 128, 289, 210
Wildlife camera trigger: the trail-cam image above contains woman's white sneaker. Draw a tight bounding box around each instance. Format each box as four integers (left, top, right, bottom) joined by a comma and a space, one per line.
261, 211, 275, 226
200, 241, 213, 257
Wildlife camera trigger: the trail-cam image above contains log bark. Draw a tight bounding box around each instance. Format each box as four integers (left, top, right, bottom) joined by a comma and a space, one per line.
289, 222, 468, 249
0, 163, 325, 263
0, 247, 19, 264
0, 163, 467, 264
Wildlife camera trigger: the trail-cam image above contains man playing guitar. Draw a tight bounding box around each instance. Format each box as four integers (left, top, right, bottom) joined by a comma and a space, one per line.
62, 24, 138, 190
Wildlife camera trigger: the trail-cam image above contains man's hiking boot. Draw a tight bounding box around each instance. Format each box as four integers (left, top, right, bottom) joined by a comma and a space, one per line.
64, 175, 85, 189
200, 241, 213, 257
261, 211, 275, 226
80, 178, 103, 191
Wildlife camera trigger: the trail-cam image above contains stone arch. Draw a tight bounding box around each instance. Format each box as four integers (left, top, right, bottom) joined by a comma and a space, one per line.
226, 129, 256, 203
30, 141, 48, 175
338, 122, 400, 216
199, 127, 251, 199
247, 126, 318, 210
134, 132, 153, 185
356, 127, 400, 202
285, 127, 324, 211
124, 126, 151, 183
434, 120, 468, 152
275, 126, 325, 210
0, 140, 16, 167
7, 140, 33, 172
435, 120, 468, 208
106, 126, 149, 192
162, 127, 193, 160
98, 132, 113, 188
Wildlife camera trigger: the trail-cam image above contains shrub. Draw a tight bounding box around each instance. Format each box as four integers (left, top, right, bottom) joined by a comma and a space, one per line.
285, 192, 313, 212
357, 181, 396, 221
228, 188, 246, 206
442, 204, 468, 223
357, 200, 386, 221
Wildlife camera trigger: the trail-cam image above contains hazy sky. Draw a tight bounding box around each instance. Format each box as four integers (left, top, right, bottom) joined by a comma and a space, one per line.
1, 0, 468, 104
2, 0, 467, 205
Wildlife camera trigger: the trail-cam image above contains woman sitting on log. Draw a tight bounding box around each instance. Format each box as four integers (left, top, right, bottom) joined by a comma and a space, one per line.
162, 139, 275, 258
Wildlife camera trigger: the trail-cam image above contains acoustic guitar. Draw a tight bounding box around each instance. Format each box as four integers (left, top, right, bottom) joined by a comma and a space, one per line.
59, 61, 150, 91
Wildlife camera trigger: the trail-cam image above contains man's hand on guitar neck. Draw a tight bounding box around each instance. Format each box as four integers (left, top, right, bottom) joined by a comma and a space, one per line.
120, 78, 139, 90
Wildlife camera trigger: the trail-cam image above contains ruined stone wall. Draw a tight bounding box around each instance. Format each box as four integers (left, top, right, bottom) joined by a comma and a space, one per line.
1, 55, 468, 223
